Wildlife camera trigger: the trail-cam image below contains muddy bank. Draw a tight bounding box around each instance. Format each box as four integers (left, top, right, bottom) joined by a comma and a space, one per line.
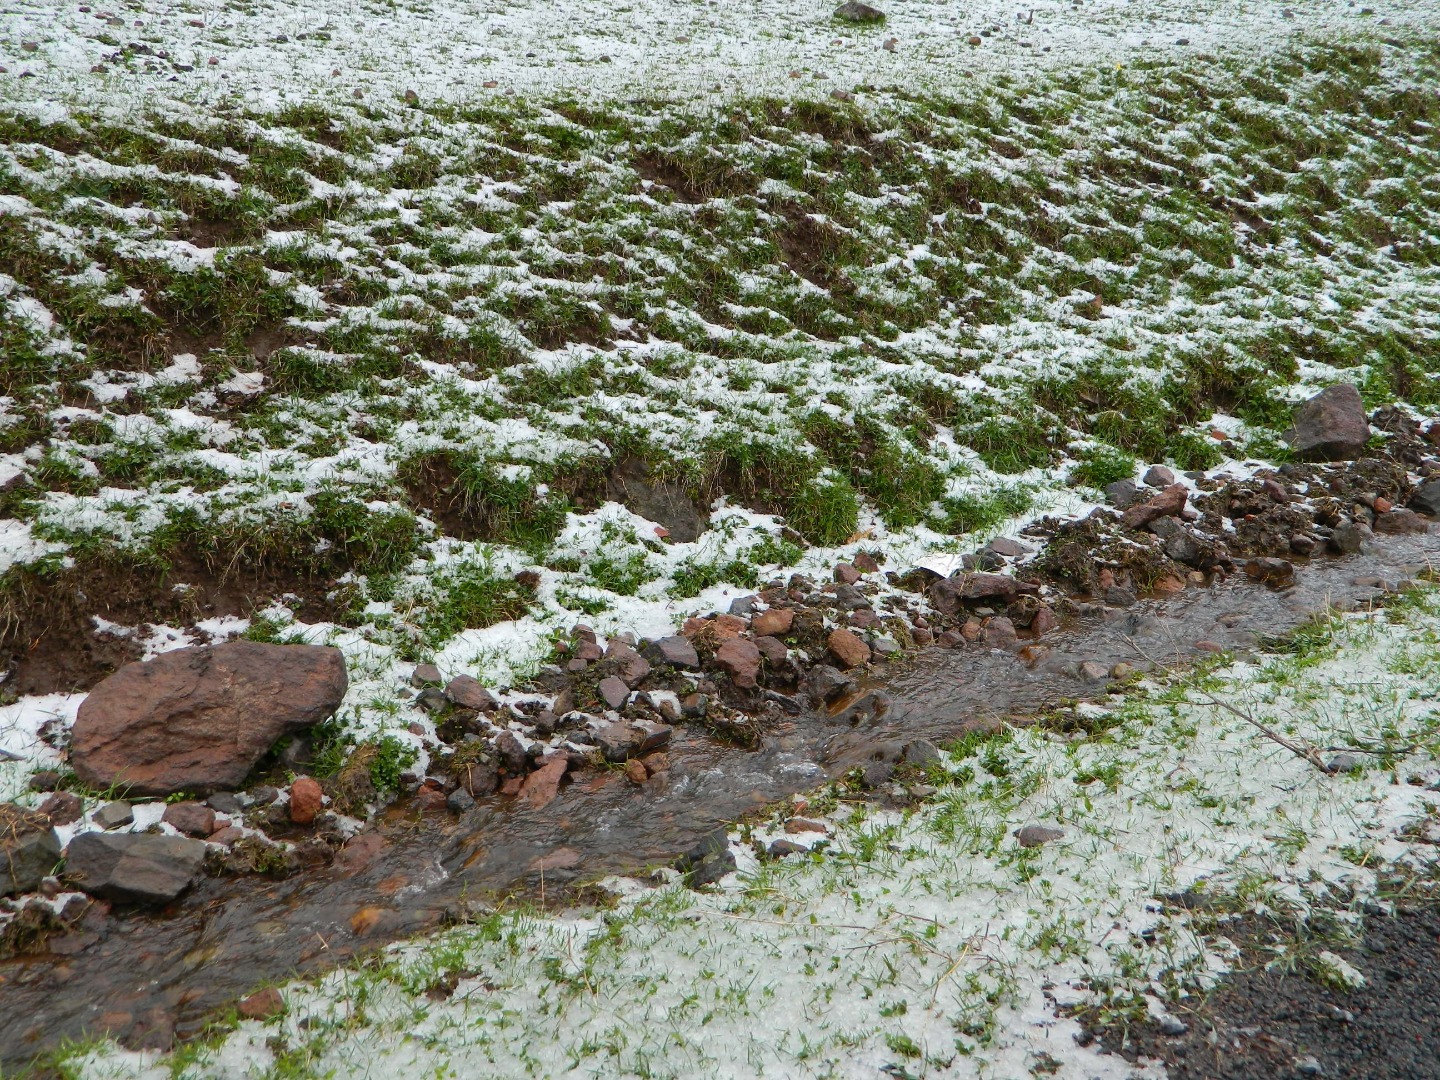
1081, 898, 1440, 1080
2, 529, 1438, 1071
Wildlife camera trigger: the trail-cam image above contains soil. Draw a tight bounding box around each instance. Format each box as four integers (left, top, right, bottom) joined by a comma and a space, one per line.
0, 551, 339, 697
1081, 902, 1440, 1080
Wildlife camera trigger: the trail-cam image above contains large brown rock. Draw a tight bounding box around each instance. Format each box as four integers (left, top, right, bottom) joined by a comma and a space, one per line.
1120, 484, 1189, 530
71, 642, 348, 797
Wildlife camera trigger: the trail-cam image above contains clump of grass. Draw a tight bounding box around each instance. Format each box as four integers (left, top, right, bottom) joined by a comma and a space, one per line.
1070, 446, 1137, 489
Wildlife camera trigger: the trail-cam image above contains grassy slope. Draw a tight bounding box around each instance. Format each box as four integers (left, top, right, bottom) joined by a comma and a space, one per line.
3, 34, 1440, 694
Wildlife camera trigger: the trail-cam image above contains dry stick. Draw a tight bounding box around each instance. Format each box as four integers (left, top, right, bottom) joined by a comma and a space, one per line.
1124, 634, 1330, 773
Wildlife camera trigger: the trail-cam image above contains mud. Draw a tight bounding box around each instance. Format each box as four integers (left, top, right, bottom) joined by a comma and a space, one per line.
1082, 900, 1440, 1080
2, 531, 1437, 1071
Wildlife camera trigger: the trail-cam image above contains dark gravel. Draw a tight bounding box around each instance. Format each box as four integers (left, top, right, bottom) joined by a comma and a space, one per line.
1082, 903, 1440, 1079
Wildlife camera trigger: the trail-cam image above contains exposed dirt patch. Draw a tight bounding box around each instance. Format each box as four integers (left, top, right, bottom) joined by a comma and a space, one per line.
0, 552, 339, 696
1078, 901, 1440, 1080
633, 150, 753, 203
775, 210, 854, 293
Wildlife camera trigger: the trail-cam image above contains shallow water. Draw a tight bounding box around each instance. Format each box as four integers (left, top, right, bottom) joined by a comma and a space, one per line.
2, 533, 1436, 1069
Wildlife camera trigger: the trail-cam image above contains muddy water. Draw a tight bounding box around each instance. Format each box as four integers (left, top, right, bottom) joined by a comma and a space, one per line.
3, 534, 1438, 1069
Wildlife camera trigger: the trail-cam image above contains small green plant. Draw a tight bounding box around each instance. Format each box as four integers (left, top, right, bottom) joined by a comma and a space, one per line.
367, 735, 419, 796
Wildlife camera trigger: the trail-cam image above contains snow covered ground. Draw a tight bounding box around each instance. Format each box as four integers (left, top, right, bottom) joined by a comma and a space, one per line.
57, 590, 1440, 1079
2, 0, 1425, 108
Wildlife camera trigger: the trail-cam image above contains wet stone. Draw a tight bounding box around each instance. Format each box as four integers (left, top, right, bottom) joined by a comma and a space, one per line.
1329, 518, 1370, 554
91, 801, 133, 831
446, 787, 477, 814
715, 637, 762, 688
808, 664, 853, 703
596, 719, 672, 762
902, 740, 941, 768
65, 832, 206, 905
827, 628, 871, 669
675, 828, 736, 887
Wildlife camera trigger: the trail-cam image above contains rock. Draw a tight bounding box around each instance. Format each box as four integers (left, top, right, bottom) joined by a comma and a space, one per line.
1149, 515, 1200, 566
681, 692, 708, 718
1156, 1015, 1188, 1036
715, 638, 762, 688
1244, 558, 1295, 587
785, 816, 828, 834
853, 551, 880, 572
1103, 585, 1137, 606
410, 663, 442, 687
1103, 478, 1139, 508
1077, 661, 1109, 682
606, 643, 652, 687
1014, 824, 1064, 848
1120, 484, 1188, 530
827, 628, 871, 669
808, 665, 853, 703
624, 758, 648, 784
986, 536, 1031, 558
446, 785, 478, 815
206, 792, 243, 815
902, 740, 941, 768
709, 614, 749, 640
597, 676, 630, 710
445, 675, 497, 712
288, 778, 323, 825
643, 636, 700, 670
935, 630, 962, 648
237, 987, 285, 1021
596, 719, 672, 762
1292, 384, 1370, 461
91, 801, 133, 830
1409, 478, 1440, 516
1031, 605, 1058, 636
1329, 518, 1371, 554
1143, 465, 1176, 487
415, 687, 449, 711
833, 562, 861, 584
929, 576, 962, 616
957, 572, 1020, 602
871, 637, 900, 658
457, 762, 499, 797
983, 617, 1018, 650
1374, 508, 1428, 535
28, 771, 62, 792
161, 802, 215, 838
834, 0, 884, 22
1261, 478, 1291, 505
674, 828, 735, 887
38, 791, 83, 826
728, 595, 757, 616
71, 642, 347, 797
767, 838, 810, 858
1326, 752, 1364, 774
833, 583, 871, 610
413, 782, 449, 813
494, 731, 530, 774
751, 608, 794, 636
521, 755, 568, 809
1, 804, 61, 897
247, 785, 279, 807
207, 826, 243, 847
754, 636, 789, 665
64, 832, 206, 904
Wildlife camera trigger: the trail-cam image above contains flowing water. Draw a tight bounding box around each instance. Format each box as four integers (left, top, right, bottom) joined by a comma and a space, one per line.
2, 534, 1437, 1069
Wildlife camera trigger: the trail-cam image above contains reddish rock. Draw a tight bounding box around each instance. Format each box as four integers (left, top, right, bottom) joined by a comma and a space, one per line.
413, 782, 449, 813
711, 614, 749, 640
852, 551, 880, 573
624, 759, 648, 784
958, 572, 1020, 602
784, 816, 828, 835
161, 801, 216, 838
597, 676, 630, 709
1018, 644, 1050, 666
1151, 574, 1186, 597
935, 630, 962, 648
288, 777, 323, 825
642, 752, 670, 776
38, 791, 83, 826
960, 618, 983, 643
751, 608, 794, 636
237, 987, 285, 1021
1030, 606, 1057, 636
715, 638, 762, 688
849, 608, 879, 629
605, 642, 652, 687
827, 629, 870, 669
1293, 383, 1370, 461
1120, 484, 1189, 530
983, 617, 1018, 650
499, 776, 524, 797
207, 826, 244, 847
833, 563, 861, 585
521, 755, 568, 810
1375, 508, 1428, 535
445, 675, 497, 711
70, 642, 347, 796
911, 628, 933, 646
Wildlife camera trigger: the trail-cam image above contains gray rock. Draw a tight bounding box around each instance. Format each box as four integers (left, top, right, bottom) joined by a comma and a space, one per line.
64, 831, 206, 904
1329, 518, 1371, 555
1292, 384, 1370, 461
643, 635, 700, 670
833, 583, 871, 610
1, 803, 62, 897
986, 536, 1032, 558
675, 828, 736, 887
446, 787, 477, 814
1015, 824, 1064, 848
1104, 478, 1140, 508
1326, 752, 1365, 774
1156, 1014, 1188, 1036
681, 692, 709, 718
91, 801, 133, 830
807, 665, 853, 704
1149, 515, 1200, 565
902, 740, 941, 768
494, 731, 530, 774
834, 0, 885, 21
728, 595, 757, 616
1143, 465, 1176, 487
415, 687, 450, 712
1077, 661, 1110, 682
871, 637, 900, 658
206, 792, 243, 815
1409, 478, 1440, 516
